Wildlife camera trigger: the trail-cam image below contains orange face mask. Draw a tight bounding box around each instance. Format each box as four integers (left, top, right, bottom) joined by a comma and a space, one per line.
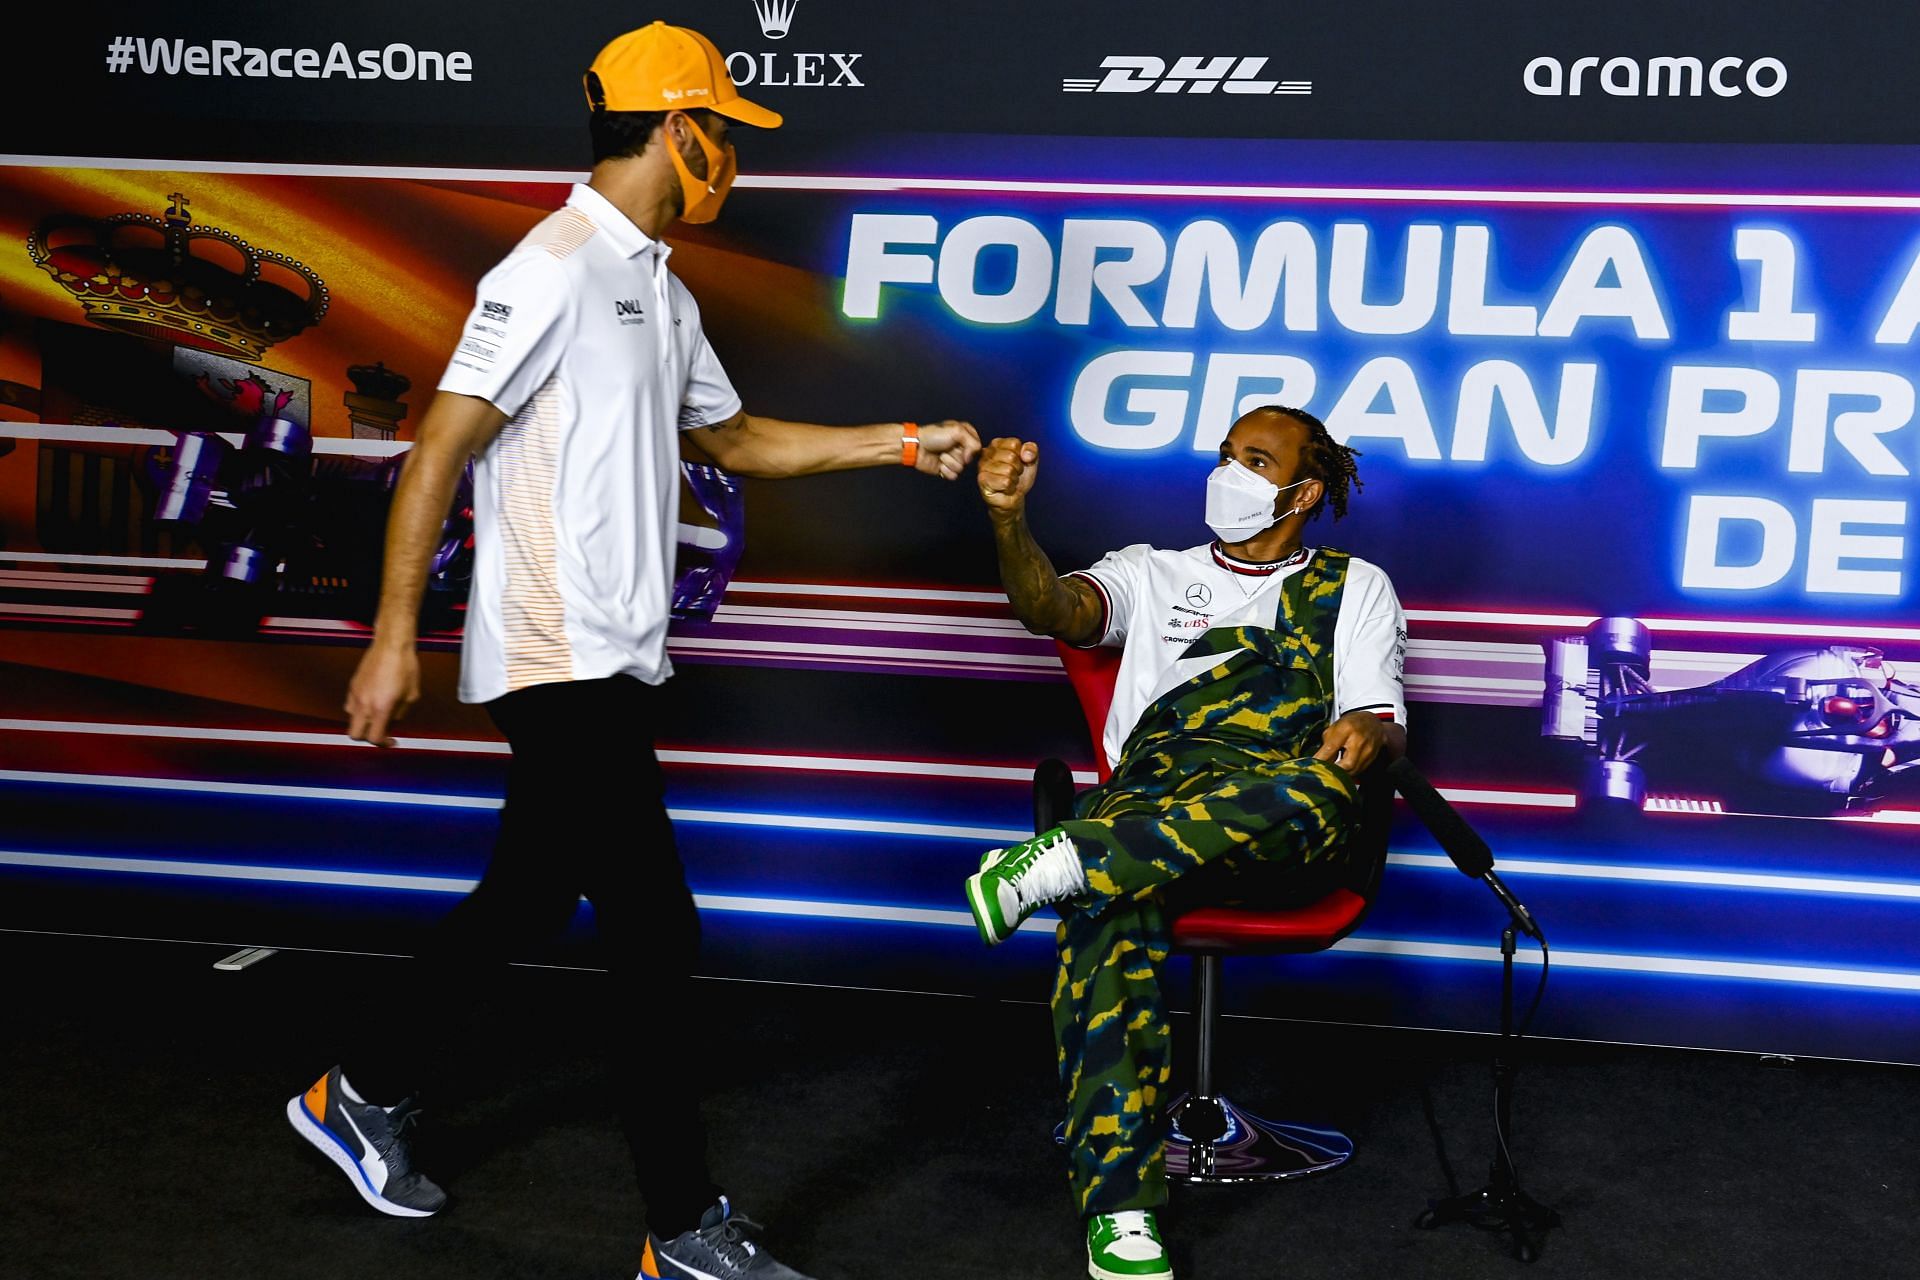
666, 112, 737, 225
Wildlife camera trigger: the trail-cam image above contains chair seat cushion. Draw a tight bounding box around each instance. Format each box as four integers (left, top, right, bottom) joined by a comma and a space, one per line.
1171, 888, 1370, 955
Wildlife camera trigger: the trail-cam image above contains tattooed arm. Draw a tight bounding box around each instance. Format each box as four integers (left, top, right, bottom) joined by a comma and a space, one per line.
978, 437, 1104, 646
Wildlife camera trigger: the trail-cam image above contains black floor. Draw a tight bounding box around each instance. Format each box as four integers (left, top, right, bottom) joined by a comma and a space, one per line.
2, 933, 1916, 1280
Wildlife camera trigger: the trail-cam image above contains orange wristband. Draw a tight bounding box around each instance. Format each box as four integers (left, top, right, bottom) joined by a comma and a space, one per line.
900, 421, 919, 468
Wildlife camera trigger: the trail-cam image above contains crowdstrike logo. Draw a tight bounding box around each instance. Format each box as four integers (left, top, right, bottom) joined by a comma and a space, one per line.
1523, 55, 1787, 98
1063, 56, 1311, 96
729, 0, 863, 88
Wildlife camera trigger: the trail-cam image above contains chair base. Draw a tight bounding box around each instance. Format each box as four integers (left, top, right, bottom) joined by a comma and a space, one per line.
1051, 1093, 1355, 1185
1168, 1093, 1354, 1183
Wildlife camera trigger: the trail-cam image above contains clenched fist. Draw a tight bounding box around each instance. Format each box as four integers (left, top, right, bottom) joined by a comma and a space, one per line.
978, 437, 1040, 517
913, 419, 982, 480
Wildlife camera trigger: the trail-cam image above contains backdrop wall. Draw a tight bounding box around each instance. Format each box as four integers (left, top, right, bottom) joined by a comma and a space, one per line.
5, 1, 1920, 1063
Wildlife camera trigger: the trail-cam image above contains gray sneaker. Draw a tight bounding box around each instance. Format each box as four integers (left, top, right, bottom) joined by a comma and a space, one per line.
640, 1197, 817, 1279
285, 1065, 447, 1217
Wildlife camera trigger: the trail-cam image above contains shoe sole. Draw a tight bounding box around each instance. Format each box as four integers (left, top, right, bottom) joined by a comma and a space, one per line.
963, 871, 1006, 946
284, 1094, 438, 1218
1088, 1254, 1173, 1280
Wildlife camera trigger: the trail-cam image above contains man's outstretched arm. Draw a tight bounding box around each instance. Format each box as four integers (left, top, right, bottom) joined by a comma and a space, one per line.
683, 411, 980, 480
977, 437, 1104, 647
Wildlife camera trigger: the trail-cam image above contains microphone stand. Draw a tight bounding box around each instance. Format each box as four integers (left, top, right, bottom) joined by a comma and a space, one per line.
1413, 913, 1561, 1261
1389, 760, 1560, 1262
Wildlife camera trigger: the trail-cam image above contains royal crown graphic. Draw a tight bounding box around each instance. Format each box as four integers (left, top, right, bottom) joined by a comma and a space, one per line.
28, 193, 329, 364
752, 0, 798, 39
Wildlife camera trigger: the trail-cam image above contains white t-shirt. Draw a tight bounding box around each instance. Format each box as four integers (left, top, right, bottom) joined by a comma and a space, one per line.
1068, 542, 1408, 769
438, 184, 742, 704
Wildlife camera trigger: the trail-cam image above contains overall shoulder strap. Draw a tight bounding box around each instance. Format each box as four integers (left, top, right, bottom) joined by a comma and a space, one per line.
1277, 548, 1350, 708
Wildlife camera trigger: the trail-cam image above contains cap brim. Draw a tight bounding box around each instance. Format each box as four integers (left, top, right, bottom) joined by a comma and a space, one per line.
710, 96, 783, 129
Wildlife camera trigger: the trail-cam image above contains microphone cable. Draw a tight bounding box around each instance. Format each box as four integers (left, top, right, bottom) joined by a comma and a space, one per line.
1494, 931, 1550, 1188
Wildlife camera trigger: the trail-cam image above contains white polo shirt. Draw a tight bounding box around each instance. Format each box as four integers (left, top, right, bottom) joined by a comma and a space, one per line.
438, 184, 741, 704
1068, 542, 1408, 769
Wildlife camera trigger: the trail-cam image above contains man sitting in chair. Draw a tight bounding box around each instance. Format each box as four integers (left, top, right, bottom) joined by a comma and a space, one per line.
965, 405, 1407, 1280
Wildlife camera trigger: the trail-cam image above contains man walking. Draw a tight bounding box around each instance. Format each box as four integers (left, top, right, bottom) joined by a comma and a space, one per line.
285, 21, 979, 1280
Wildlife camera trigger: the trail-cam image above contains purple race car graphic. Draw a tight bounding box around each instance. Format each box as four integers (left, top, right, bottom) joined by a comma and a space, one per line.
140, 416, 471, 634
140, 416, 746, 635
671, 459, 745, 624
1542, 617, 1920, 812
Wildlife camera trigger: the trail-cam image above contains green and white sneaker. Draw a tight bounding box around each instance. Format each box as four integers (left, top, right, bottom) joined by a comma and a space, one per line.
964, 827, 1086, 945
1087, 1210, 1173, 1280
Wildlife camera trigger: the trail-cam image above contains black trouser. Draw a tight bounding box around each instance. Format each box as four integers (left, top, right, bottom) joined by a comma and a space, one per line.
344, 674, 717, 1235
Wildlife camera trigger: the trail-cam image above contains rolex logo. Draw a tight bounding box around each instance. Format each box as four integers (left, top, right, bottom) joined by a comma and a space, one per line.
752, 0, 798, 39
729, 0, 866, 90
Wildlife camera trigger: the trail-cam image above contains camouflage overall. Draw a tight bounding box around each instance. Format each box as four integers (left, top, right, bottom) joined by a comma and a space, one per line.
1050, 549, 1362, 1218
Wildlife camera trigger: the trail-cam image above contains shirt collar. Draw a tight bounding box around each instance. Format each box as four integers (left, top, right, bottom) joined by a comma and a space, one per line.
565, 183, 670, 264
1210, 542, 1311, 576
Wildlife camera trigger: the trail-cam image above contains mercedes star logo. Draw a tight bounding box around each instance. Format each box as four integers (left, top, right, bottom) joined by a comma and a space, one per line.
1185, 583, 1212, 608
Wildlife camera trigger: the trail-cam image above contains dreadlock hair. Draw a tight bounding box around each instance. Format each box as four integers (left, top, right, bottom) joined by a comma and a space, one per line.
1249, 404, 1363, 522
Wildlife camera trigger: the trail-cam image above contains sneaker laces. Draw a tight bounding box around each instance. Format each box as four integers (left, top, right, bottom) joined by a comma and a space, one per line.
699, 1211, 767, 1268
1009, 830, 1085, 910
373, 1098, 423, 1175
1100, 1210, 1164, 1262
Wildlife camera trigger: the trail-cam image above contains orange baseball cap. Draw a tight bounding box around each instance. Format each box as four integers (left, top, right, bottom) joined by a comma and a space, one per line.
584, 21, 783, 128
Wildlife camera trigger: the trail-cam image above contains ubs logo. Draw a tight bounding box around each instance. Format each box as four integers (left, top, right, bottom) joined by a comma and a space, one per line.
614, 298, 646, 326
1185, 583, 1212, 608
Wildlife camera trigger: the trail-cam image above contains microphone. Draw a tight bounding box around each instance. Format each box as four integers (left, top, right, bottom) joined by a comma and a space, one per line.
1386, 757, 1544, 942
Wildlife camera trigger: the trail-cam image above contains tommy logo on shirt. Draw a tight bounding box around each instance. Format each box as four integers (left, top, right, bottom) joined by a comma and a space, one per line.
614, 298, 647, 325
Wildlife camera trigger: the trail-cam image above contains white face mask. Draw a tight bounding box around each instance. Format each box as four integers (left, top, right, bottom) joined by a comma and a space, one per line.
1205, 459, 1308, 543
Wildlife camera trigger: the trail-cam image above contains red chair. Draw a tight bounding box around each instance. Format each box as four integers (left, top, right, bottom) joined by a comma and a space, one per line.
1036, 642, 1393, 1182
